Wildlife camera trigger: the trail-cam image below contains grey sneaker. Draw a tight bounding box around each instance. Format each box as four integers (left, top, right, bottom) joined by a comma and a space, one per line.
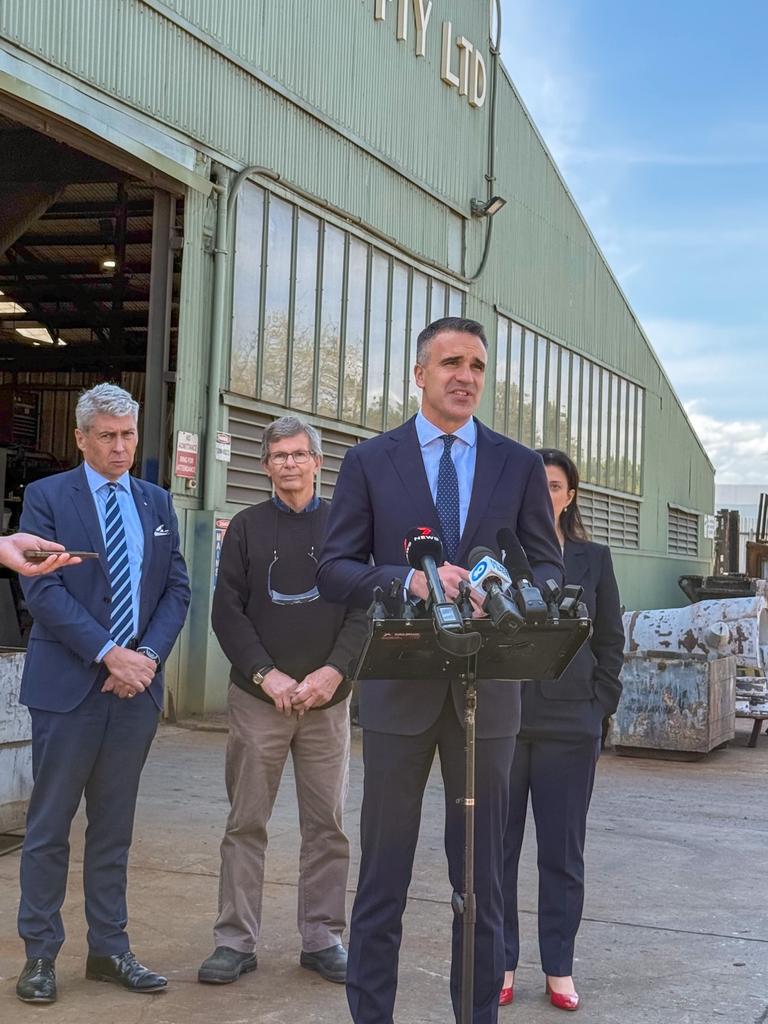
299, 944, 347, 984
198, 946, 258, 984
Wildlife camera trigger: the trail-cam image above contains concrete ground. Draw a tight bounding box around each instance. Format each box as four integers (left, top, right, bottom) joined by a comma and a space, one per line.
1, 719, 767, 1024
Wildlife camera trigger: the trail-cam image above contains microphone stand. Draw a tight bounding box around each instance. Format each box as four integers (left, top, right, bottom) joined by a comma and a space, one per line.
453, 652, 478, 1024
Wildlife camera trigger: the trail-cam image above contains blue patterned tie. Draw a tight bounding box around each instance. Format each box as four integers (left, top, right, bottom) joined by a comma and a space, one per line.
436, 434, 460, 564
105, 483, 134, 647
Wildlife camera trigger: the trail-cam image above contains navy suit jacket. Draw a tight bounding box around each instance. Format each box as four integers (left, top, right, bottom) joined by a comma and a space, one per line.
524, 538, 624, 738
317, 416, 564, 738
18, 464, 190, 713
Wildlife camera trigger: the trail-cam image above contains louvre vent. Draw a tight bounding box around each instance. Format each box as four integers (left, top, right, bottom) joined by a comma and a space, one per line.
668, 506, 699, 557
579, 489, 640, 549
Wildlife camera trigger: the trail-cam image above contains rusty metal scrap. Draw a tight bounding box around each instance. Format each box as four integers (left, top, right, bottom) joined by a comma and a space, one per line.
622, 596, 768, 671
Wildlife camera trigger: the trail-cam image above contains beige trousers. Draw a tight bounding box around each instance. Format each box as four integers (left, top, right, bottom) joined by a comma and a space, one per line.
213, 684, 351, 953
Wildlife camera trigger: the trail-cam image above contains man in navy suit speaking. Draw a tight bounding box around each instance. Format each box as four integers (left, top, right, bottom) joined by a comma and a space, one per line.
317, 318, 564, 1024
14, 383, 190, 1005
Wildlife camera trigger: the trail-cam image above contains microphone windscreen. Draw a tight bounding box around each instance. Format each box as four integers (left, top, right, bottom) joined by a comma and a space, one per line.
404, 527, 444, 569
496, 527, 533, 580
468, 546, 497, 569
467, 547, 511, 593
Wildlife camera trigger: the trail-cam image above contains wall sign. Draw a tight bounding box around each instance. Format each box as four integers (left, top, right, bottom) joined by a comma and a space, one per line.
373, 0, 487, 109
214, 518, 230, 586
215, 431, 232, 462
175, 431, 199, 480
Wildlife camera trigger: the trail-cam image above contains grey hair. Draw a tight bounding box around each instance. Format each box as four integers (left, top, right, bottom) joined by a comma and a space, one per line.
261, 415, 322, 462
76, 383, 139, 431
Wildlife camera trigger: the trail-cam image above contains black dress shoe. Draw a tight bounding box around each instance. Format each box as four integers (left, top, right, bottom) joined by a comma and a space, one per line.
85, 951, 167, 992
198, 946, 258, 984
16, 958, 57, 1003
299, 943, 347, 984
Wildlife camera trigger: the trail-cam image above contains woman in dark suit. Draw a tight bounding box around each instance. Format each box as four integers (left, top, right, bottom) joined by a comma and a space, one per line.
499, 448, 624, 1011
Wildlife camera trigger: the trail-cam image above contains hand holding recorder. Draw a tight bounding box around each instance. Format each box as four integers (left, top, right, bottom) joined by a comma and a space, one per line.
0, 534, 94, 577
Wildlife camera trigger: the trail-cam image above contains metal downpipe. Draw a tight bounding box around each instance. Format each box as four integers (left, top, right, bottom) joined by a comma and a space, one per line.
466, 0, 503, 282
203, 166, 229, 511
203, 165, 281, 510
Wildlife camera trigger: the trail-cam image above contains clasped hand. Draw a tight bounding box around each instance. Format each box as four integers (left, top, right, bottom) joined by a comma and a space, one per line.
101, 645, 157, 699
262, 666, 343, 717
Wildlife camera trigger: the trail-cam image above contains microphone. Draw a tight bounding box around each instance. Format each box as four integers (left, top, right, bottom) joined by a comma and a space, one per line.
404, 528, 465, 636
456, 579, 475, 621
539, 579, 562, 622
496, 528, 548, 623
467, 547, 524, 634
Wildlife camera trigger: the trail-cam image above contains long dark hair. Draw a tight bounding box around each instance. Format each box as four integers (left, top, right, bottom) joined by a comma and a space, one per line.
536, 448, 589, 542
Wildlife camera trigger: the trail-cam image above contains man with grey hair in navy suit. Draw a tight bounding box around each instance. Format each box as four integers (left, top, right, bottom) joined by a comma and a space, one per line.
15, 382, 190, 1005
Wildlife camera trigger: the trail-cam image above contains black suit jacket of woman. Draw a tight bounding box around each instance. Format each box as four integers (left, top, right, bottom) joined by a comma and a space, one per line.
520, 538, 625, 739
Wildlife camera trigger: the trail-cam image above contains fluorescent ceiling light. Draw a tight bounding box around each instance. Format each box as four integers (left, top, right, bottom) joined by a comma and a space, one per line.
16, 326, 56, 344
0, 300, 26, 314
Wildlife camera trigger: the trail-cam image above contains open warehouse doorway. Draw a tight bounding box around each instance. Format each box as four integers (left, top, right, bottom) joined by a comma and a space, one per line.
0, 96, 184, 640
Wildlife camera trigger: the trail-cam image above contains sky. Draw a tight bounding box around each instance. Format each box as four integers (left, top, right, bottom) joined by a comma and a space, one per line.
500, 0, 768, 486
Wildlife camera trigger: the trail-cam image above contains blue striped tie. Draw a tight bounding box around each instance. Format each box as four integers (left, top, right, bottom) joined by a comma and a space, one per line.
436, 434, 461, 564
105, 483, 134, 648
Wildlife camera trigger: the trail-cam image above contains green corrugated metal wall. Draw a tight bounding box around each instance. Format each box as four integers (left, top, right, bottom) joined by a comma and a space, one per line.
0, 0, 713, 625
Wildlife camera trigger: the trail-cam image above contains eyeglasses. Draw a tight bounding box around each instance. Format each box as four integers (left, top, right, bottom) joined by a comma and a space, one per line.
267, 450, 314, 467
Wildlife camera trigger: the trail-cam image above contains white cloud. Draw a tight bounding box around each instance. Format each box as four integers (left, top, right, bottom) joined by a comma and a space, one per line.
686, 405, 768, 485
614, 261, 644, 285
642, 318, 766, 422
500, 1, 588, 169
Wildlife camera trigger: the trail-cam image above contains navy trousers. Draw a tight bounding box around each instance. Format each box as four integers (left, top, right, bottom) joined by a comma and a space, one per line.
347, 693, 516, 1024
18, 685, 159, 960
501, 732, 600, 977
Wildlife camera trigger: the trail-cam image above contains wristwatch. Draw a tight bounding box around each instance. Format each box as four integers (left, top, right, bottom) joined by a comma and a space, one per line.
137, 646, 161, 674
251, 665, 274, 688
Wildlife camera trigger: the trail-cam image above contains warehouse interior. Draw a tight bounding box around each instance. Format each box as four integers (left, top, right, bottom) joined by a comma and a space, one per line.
0, 103, 184, 640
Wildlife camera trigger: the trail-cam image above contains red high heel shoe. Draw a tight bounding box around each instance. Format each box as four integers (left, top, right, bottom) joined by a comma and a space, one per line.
499, 982, 514, 1006
546, 979, 580, 1011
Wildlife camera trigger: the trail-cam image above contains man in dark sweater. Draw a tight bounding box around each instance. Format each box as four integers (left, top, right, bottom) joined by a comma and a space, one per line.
198, 415, 366, 988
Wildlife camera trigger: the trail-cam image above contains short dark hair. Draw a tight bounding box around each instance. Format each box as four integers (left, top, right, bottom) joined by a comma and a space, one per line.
537, 448, 590, 543
416, 317, 488, 365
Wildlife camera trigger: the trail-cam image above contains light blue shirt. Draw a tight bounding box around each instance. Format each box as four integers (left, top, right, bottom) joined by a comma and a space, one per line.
405, 412, 478, 590
84, 462, 144, 661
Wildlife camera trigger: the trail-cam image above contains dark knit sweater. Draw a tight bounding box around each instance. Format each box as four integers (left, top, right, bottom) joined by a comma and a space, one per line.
211, 498, 367, 708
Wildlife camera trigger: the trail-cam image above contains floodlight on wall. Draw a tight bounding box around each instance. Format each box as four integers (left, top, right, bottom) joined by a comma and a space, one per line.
470, 195, 507, 218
